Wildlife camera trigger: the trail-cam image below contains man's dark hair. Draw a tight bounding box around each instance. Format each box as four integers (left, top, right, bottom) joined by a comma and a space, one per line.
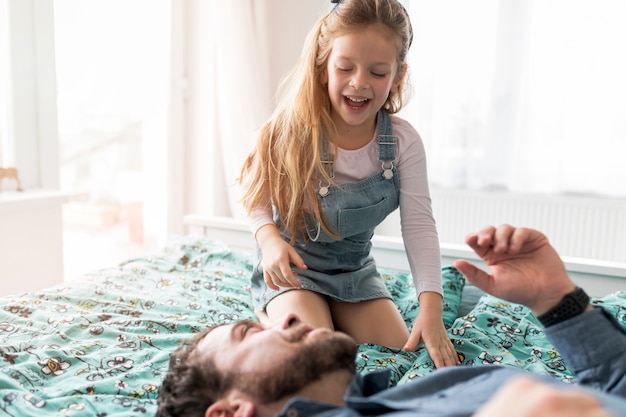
156, 326, 235, 417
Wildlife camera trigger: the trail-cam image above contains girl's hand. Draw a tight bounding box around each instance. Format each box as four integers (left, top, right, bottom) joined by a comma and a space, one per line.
256, 224, 307, 290
403, 292, 459, 368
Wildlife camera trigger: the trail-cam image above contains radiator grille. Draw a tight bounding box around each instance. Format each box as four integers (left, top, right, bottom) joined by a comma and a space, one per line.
431, 189, 626, 263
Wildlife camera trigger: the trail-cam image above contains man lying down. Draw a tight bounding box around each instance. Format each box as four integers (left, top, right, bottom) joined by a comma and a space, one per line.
156, 224, 626, 417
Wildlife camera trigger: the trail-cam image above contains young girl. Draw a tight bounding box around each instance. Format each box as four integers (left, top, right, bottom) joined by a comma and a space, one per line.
240, 0, 458, 368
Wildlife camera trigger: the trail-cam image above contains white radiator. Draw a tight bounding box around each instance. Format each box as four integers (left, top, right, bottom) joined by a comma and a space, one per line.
185, 214, 626, 295
378, 188, 626, 264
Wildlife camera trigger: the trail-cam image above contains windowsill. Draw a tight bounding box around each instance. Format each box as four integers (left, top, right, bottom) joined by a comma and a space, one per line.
0, 189, 68, 211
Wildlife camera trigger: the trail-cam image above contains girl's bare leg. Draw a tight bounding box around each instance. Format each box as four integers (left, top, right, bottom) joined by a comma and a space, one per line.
259, 289, 334, 329
329, 298, 409, 348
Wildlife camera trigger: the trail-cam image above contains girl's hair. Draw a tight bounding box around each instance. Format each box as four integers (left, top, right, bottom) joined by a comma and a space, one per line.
240, 0, 413, 242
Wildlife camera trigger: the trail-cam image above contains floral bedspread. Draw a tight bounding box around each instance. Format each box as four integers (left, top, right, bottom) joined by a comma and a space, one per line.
0, 236, 624, 416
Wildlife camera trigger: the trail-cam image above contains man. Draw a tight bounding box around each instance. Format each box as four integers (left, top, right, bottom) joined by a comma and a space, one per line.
156, 225, 626, 417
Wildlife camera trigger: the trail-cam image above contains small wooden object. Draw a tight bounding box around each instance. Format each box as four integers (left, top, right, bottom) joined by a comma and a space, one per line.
0, 167, 24, 192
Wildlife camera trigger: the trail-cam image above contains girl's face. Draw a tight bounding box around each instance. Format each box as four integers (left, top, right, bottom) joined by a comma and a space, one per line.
323, 23, 405, 142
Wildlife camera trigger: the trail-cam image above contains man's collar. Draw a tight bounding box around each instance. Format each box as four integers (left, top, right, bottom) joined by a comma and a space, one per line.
351, 369, 392, 397
275, 370, 393, 417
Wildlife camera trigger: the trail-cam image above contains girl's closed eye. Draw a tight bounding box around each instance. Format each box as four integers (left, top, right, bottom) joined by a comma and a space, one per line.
336, 65, 352, 73
371, 65, 391, 78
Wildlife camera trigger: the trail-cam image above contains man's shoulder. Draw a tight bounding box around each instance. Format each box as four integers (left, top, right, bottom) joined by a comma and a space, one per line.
361, 366, 526, 403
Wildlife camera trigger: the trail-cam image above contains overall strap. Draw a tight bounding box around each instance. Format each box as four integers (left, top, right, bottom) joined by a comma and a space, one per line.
318, 110, 398, 195
318, 134, 334, 196
376, 110, 397, 179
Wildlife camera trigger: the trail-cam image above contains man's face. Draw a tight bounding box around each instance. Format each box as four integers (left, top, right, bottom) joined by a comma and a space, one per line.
195, 314, 357, 403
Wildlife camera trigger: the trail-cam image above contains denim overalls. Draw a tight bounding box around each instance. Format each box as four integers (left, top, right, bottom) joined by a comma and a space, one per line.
251, 110, 400, 310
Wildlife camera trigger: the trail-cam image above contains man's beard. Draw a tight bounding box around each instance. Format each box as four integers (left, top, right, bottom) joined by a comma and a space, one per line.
234, 331, 357, 403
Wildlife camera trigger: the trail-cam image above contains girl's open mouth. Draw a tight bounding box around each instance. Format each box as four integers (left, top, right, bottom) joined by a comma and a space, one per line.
344, 95, 370, 109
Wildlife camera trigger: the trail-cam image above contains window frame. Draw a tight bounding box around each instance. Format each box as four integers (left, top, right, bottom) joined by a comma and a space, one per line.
3, 0, 59, 189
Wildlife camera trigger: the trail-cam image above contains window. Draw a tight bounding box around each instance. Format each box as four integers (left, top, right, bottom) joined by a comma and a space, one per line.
0, 0, 59, 190
54, 0, 171, 278
2, 0, 179, 280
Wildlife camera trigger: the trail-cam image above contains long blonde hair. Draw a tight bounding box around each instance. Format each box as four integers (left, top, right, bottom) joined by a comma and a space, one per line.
240, 0, 413, 242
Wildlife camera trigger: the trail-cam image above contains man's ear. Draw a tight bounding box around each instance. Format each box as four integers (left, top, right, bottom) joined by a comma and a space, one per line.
205, 395, 256, 417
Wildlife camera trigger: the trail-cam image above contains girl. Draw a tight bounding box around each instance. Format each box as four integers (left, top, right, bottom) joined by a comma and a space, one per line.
239, 0, 458, 368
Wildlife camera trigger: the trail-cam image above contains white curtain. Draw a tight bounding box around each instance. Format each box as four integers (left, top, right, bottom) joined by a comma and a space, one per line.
199, 0, 274, 219
186, 0, 323, 219
402, 0, 626, 197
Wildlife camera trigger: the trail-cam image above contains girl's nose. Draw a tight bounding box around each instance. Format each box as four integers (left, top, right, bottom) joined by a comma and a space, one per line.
349, 72, 368, 90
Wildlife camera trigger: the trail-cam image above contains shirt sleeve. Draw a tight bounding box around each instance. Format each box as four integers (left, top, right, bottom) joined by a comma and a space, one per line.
393, 117, 443, 296
239, 170, 274, 239
543, 307, 626, 396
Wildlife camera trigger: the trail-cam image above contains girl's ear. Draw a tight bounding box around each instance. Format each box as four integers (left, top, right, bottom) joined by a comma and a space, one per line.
320, 66, 329, 84
391, 63, 408, 94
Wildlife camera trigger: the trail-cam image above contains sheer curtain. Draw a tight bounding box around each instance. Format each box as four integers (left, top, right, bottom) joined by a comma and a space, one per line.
191, 0, 273, 219
403, 0, 626, 198
185, 0, 323, 219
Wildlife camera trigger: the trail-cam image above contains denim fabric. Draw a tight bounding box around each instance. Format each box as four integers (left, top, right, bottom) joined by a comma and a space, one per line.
251, 110, 399, 310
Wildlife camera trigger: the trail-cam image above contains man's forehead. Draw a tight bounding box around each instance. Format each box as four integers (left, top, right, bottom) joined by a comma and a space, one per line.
197, 323, 234, 353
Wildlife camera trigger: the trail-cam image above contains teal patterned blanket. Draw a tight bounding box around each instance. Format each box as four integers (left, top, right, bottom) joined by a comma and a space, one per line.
0, 237, 624, 416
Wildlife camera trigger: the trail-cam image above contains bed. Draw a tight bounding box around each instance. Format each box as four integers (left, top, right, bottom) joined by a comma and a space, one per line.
1, 215, 625, 416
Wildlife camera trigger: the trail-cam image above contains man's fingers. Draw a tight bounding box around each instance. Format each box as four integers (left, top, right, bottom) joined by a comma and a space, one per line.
453, 260, 492, 291
473, 225, 497, 247
470, 224, 527, 254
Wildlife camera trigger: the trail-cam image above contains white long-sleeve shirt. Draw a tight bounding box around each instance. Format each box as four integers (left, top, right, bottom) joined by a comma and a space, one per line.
247, 115, 442, 296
